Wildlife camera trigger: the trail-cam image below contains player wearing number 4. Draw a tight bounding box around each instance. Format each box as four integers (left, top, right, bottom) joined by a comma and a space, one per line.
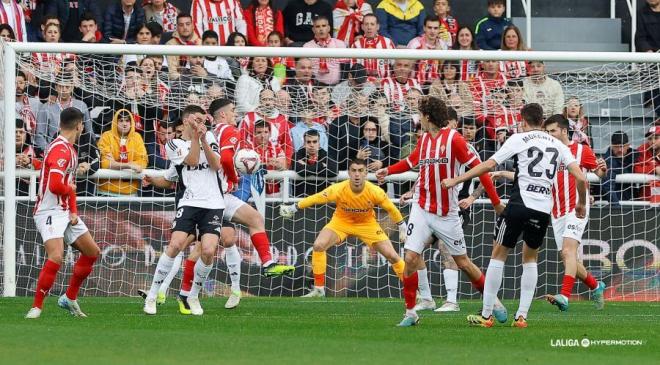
26, 108, 101, 319
443, 104, 589, 328
280, 159, 407, 298
376, 96, 507, 327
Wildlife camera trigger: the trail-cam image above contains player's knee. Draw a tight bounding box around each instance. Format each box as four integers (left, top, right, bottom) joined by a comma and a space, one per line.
560, 247, 574, 260
48, 252, 64, 265
453, 256, 469, 271
201, 245, 217, 261
88, 246, 101, 258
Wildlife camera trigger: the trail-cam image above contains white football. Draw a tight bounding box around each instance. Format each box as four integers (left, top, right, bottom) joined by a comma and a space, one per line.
234, 149, 261, 175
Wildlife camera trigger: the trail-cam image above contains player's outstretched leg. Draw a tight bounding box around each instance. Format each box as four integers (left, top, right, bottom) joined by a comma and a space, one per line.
398, 250, 422, 327
59, 232, 100, 317
26, 239, 64, 319
302, 229, 338, 297
232, 204, 294, 277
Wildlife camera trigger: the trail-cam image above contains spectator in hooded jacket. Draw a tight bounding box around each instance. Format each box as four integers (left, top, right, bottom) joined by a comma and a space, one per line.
474, 0, 511, 50
602, 131, 637, 205
97, 109, 148, 196
375, 0, 425, 46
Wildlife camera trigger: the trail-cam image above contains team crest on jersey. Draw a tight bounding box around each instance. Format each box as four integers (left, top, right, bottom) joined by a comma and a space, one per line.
57, 158, 67, 167
440, 145, 446, 154
230, 137, 238, 145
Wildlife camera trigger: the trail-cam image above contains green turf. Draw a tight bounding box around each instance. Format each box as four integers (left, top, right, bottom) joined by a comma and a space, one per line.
0, 297, 657, 365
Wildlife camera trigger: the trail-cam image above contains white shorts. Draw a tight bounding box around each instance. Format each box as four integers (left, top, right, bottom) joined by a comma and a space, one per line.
405, 204, 467, 256
224, 194, 246, 222
34, 210, 89, 245
551, 211, 588, 250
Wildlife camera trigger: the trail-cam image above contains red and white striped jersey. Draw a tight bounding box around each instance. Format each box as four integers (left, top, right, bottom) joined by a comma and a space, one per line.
351, 35, 396, 79
398, 128, 479, 216
407, 35, 447, 85
381, 77, 422, 112
31, 52, 77, 76
458, 59, 478, 81
552, 142, 598, 218
499, 60, 527, 79
255, 142, 285, 195
34, 135, 78, 214
0, 1, 27, 42
239, 111, 293, 161
191, 0, 246, 45
213, 122, 241, 151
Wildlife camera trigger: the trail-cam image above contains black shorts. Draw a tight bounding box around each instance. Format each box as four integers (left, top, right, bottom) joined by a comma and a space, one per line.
459, 208, 471, 229
493, 203, 550, 249
172, 206, 224, 238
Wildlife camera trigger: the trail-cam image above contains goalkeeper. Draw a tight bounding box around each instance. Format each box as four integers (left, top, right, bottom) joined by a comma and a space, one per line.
280, 158, 407, 297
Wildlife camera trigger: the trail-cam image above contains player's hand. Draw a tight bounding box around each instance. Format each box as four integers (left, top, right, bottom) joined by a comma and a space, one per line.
441, 178, 457, 189
77, 162, 91, 175
375, 168, 388, 184
596, 158, 607, 174
458, 196, 475, 210
69, 213, 79, 225
68, 183, 77, 193
399, 190, 413, 205
279, 204, 298, 219
367, 160, 383, 172
574, 203, 586, 219
129, 163, 143, 173
489, 171, 504, 181
494, 203, 506, 216
397, 221, 408, 243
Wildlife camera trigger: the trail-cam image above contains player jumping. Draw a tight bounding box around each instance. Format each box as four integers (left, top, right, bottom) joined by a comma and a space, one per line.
443, 104, 588, 328
26, 107, 101, 319
279, 158, 408, 297
376, 96, 506, 327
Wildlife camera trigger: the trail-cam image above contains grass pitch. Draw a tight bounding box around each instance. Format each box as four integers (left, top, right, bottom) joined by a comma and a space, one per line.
0, 297, 657, 365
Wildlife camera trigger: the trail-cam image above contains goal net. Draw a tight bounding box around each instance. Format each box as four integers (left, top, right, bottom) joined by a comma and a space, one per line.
1, 43, 659, 302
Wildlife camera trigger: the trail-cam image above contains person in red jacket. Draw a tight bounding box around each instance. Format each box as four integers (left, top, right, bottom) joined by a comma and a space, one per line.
634, 125, 660, 202
243, 0, 283, 46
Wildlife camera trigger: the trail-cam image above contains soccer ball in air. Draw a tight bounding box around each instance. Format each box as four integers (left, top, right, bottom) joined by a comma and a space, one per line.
234, 149, 261, 175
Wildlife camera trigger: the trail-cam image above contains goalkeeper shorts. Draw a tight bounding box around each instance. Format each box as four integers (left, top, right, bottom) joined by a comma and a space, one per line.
324, 219, 389, 246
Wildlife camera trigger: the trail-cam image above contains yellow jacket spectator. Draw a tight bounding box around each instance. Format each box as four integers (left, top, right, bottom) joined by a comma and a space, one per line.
98, 109, 148, 196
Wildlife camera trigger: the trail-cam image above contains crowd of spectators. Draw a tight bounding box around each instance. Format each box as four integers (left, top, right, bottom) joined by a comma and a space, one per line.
3, 0, 659, 204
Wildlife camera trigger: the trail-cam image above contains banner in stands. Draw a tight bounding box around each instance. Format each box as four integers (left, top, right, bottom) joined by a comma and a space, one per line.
13, 203, 659, 300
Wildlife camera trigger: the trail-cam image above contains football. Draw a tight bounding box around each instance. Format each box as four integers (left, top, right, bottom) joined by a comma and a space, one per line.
234, 149, 261, 175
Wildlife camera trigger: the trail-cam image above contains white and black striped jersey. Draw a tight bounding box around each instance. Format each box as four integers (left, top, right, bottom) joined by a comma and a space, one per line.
165, 131, 225, 210
490, 131, 576, 213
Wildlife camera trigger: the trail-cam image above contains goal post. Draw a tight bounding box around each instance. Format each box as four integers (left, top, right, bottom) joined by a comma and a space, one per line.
1, 41, 659, 301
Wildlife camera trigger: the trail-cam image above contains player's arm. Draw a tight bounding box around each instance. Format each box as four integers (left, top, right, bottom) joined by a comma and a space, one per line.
218, 129, 240, 184
279, 183, 338, 218
582, 145, 607, 179
45, 150, 78, 215
375, 187, 408, 242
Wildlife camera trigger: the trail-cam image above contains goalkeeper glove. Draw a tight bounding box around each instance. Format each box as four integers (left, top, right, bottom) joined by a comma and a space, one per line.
279, 204, 298, 219
397, 221, 408, 243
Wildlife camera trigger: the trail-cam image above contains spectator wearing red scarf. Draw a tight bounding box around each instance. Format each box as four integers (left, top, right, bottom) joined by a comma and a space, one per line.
332, 0, 372, 46
244, 0, 283, 46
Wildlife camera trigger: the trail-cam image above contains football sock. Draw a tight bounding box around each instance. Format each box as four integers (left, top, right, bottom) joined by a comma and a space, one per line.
251, 232, 273, 267
65, 255, 97, 300
225, 245, 242, 293
189, 260, 213, 299
417, 268, 432, 300
403, 271, 419, 310
147, 253, 175, 299
312, 251, 327, 288
482, 259, 504, 318
443, 269, 459, 303
33, 259, 61, 309
179, 259, 196, 296
516, 262, 538, 320
392, 259, 405, 281
159, 251, 183, 296
471, 272, 486, 293
583, 273, 598, 290
560, 275, 576, 298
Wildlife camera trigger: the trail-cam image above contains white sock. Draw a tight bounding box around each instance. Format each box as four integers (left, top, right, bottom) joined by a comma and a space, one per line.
159, 251, 183, 296
482, 259, 504, 318
225, 245, 242, 293
516, 262, 538, 320
443, 269, 459, 304
417, 268, 432, 300
148, 253, 175, 299
189, 260, 213, 299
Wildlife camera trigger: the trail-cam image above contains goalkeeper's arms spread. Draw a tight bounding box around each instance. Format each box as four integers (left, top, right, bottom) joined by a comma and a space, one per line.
280, 183, 338, 217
